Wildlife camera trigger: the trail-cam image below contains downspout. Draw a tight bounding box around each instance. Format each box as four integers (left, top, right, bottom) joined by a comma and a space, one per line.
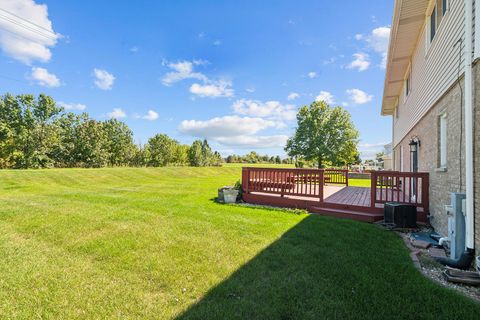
464, 0, 475, 251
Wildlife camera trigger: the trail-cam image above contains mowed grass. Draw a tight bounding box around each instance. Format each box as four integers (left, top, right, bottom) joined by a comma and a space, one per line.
348, 178, 371, 188
0, 168, 478, 319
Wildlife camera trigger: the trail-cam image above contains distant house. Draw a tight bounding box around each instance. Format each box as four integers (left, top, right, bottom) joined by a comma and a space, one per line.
382, 0, 479, 256
383, 143, 393, 170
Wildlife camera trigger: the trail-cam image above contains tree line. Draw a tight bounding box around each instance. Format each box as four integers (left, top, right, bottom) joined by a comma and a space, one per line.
225, 151, 293, 164
0, 94, 221, 169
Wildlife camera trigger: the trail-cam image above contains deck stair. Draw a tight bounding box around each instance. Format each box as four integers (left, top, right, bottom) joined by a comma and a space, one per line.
308, 206, 384, 223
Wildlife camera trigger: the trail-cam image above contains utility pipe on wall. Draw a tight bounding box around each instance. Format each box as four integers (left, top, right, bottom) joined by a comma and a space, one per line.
464, 0, 475, 250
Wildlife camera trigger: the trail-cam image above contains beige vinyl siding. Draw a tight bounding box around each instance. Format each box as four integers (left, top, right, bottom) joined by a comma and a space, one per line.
393, 0, 466, 147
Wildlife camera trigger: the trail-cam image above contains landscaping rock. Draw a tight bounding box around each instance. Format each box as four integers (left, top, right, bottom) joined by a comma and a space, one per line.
429, 247, 447, 258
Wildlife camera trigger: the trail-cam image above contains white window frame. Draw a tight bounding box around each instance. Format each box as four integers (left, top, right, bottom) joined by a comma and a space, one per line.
429, 4, 437, 43
442, 0, 448, 16
426, 0, 449, 53
439, 113, 447, 168
405, 70, 411, 97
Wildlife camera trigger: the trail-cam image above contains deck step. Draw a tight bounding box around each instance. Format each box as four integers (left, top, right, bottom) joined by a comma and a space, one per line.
308, 206, 384, 223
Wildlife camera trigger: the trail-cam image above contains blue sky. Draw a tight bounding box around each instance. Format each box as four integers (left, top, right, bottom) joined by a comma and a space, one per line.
0, 0, 393, 159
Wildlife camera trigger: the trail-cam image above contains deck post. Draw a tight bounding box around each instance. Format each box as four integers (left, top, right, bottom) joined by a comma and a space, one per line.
370, 171, 377, 208
421, 173, 430, 214
242, 168, 249, 194
319, 169, 324, 203
345, 169, 349, 186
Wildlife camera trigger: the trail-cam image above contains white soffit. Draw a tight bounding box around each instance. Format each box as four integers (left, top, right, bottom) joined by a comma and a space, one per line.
381, 0, 429, 115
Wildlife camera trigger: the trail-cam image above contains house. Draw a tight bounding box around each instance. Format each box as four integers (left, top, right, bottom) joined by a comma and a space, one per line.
382, 0, 479, 257
383, 143, 393, 170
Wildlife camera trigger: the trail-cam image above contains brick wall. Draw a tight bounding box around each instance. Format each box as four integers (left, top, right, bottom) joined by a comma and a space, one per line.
393, 78, 465, 237
474, 63, 480, 255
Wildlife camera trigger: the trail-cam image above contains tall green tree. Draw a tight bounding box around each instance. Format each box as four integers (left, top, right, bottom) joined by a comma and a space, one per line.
146, 134, 178, 166
103, 118, 136, 166
188, 140, 203, 167
0, 93, 225, 169
173, 144, 190, 166
285, 101, 360, 168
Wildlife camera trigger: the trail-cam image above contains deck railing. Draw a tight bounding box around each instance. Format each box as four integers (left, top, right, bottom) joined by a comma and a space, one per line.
324, 169, 349, 185
370, 171, 429, 212
242, 167, 324, 200
242, 167, 349, 202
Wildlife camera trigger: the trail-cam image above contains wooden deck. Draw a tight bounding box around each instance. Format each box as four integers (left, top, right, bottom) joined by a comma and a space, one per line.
242, 167, 430, 223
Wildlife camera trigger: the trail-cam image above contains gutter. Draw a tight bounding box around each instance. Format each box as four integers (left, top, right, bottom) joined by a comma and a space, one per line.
464, 0, 475, 251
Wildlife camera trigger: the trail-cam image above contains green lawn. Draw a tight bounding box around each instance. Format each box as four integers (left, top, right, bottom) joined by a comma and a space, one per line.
348, 178, 371, 187
0, 167, 478, 319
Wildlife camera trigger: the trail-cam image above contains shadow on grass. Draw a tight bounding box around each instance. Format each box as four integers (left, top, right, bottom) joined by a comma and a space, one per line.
209, 197, 306, 215
176, 215, 480, 320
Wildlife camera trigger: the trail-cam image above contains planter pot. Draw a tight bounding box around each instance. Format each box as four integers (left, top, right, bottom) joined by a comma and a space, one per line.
223, 189, 239, 204
218, 186, 234, 203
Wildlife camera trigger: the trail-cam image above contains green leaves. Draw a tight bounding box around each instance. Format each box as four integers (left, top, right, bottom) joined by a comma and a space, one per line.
0, 93, 224, 169
285, 101, 360, 168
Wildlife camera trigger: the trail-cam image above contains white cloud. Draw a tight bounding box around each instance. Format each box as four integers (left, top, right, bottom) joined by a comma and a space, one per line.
93, 68, 115, 90
58, 101, 86, 111
162, 59, 234, 99
161, 60, 208, 86
358, 141, 389, 160
29, 67, 60, 87
142, 110, 159, 121
287, 92, 299, 100
130, 46, 139, 53
307, 71, 317, 79
106, 108, 126, 119
367, 27, 390, 68
232, 99, 296, 122
315, 91, 335, 104
190, 80, 234, 98
0, 0, 61, 65
179, 115, 288, 149
245, 87, 256, 93
346, 89, 373, 105
179, 116, 275, 138
356, 26, 391, 69
346, 53, 370, 72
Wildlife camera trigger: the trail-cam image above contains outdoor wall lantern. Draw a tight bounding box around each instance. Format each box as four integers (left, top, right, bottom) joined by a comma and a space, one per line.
408, 138, 419, 153
409, 137, 420, 173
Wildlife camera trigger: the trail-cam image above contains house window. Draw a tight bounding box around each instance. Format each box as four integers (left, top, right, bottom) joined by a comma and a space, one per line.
442, 0, 448, 15
430, 5, 437, 42
439, 113, 447, 167
405, 71, 411, 97
429, 0, 448, 43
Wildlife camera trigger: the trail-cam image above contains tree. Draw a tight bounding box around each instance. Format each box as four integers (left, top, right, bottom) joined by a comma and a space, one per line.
201, 139, 213, 166
146, 134, 178, 166
285, 101, 360, 168
103, 118, 136, 166
173, 144, 190, 166
376, 152, 385, 162
0, 93, 225, 169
